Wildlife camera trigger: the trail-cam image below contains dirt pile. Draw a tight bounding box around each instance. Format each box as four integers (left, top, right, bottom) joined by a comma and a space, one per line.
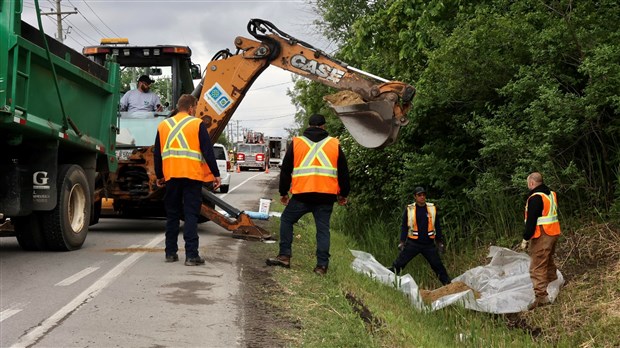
419, 281, 481, 304
323, 90, 364, 106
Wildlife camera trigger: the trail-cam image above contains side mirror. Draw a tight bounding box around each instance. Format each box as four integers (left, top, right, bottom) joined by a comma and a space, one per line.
190, 64, 202, 79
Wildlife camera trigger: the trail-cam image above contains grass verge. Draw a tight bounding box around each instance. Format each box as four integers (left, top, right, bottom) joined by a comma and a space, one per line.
250, 203, 610, 347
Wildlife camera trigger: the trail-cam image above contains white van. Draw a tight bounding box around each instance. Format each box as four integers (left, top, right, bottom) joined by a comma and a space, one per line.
213, 143, 231, 193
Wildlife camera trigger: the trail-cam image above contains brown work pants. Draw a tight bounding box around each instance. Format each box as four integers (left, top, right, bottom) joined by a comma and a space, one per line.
529, 232, 559, 299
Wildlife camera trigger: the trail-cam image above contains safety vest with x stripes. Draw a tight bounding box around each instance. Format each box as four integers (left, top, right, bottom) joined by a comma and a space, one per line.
157, 112, 214, 182
407, 203, 437, 240
525, 191, 561, 238
291, 136, 340, 195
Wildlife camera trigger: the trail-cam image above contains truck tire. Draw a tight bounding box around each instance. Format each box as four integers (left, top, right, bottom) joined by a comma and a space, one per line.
41, 164, 91, 251
14, 215, 47, 251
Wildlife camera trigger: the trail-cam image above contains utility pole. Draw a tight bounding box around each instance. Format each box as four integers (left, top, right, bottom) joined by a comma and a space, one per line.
41, 0, 77, 43
235, 120, 240, 143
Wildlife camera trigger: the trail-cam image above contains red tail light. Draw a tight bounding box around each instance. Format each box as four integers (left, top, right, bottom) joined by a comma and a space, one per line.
237, 153, 245, 161
226, 160, 231, 171
256, 153, 264, 161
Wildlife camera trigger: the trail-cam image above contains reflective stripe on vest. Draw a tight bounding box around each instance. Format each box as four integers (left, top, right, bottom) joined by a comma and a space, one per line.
157, 113, 214, 182
407, 203, 436, 239
525, 191, 561, 238
290, 136, 339, 194
161, 116, 203, 162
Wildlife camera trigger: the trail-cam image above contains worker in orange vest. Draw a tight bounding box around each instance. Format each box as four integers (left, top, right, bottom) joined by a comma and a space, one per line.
522, 172, 561, 310
266, 114, 350, 275
388, 186, 451, 285
153, 94, 221, 266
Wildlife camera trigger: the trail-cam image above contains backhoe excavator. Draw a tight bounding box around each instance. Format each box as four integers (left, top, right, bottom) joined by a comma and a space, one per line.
90, 19, 415, 241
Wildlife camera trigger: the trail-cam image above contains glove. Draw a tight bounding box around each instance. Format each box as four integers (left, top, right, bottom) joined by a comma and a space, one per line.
520, 239, 529, 251
398, 241, 405, 251
436, 241, 446, 254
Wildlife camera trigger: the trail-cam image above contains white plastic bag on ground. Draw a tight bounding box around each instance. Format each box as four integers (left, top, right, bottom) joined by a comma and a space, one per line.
350, 246, 564, 313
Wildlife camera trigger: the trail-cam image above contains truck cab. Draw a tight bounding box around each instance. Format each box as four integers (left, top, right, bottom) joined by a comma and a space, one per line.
236, 143, 269, 172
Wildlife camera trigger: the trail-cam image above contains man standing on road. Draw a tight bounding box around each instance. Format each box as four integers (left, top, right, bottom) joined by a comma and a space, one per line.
522, 172, 561, 310
389, 187, 451, 285
153, 94, 221, 266
266, 114, 350, 275
120, 75, 163, 114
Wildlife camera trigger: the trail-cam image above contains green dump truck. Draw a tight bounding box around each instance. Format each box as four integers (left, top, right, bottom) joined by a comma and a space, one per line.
0, 1, 120, 250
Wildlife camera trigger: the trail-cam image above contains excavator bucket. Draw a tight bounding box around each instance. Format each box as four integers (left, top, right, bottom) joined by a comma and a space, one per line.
330, 100, 400, 149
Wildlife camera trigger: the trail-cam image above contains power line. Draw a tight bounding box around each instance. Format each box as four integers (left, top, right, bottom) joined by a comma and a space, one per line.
40, 0, 78, 42
66, 0, 109, 39
65, 18, 97, 44
251, 81, 292, 91
234, 113, 295, 122
73, 0, 120, 37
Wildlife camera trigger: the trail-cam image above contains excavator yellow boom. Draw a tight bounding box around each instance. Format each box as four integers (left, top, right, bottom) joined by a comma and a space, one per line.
193, 19, 415, 149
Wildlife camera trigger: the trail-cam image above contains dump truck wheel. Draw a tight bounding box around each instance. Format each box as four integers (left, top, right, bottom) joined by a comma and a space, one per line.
41, 164, 90, 251
14, 215, 47, 251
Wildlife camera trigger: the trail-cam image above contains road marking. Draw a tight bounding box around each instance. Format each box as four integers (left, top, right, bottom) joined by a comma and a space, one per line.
220, 172, 263, 198
54, 266, 100, 287
10, 235, 164, 348
0, 308, 23, 323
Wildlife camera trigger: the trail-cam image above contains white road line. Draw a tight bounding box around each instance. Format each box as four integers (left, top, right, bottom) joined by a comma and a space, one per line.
0, 308, 23, 323
54, 266, 100, 287
10, 235, 164, 348
220, 172, 264, 198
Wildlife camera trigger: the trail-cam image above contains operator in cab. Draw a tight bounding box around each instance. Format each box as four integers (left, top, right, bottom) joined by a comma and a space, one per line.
120, 75, 163, 117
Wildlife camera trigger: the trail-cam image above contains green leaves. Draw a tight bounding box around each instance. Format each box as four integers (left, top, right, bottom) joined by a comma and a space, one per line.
293, 0, 620, 233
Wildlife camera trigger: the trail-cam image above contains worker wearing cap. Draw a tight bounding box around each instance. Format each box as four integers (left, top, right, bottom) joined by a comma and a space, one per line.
522, 172, 561, 310
389, 186, 451, 285
153, 94, 221, 266
120, 75, 163, 113
267, 114, 350, 276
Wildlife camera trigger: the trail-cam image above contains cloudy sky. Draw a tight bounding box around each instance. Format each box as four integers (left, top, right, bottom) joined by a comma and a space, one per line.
20, 0, 332, 140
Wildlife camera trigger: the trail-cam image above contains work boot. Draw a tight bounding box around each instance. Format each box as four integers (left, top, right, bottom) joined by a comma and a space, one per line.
184, 256, 206, 266
313, 265, 328, 276
266, 255, 290, 268
527, 296, 550, 310
165, 254, 179, 262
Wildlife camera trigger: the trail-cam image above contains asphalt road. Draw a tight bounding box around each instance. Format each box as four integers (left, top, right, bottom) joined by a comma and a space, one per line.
0, 169, 279, 348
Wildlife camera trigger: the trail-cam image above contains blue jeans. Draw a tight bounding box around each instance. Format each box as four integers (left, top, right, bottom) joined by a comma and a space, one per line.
279, 197, 334, 267
164, 178, 203, 258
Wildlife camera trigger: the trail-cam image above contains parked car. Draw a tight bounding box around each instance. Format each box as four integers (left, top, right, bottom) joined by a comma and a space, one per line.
213, 143, 232, 193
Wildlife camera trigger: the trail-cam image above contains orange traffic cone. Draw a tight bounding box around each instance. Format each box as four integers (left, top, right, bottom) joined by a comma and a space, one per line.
236, 164, 240, 173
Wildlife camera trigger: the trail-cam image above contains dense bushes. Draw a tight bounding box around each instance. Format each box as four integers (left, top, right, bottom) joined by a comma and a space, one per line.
291, 0, 620, 243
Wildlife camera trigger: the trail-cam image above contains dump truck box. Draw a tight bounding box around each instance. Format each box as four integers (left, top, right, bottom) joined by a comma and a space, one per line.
0, 1, 120, 251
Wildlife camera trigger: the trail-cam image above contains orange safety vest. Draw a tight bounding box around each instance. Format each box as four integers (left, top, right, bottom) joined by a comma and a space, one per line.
290, 136, 339, 195
525, 191, 561, 238
157, 112, 214, 182
407, 203, 437, 239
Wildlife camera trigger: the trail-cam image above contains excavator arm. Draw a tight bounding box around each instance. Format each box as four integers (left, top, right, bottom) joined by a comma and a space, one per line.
193, 19, 415, 149
187, 19, 415, 240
